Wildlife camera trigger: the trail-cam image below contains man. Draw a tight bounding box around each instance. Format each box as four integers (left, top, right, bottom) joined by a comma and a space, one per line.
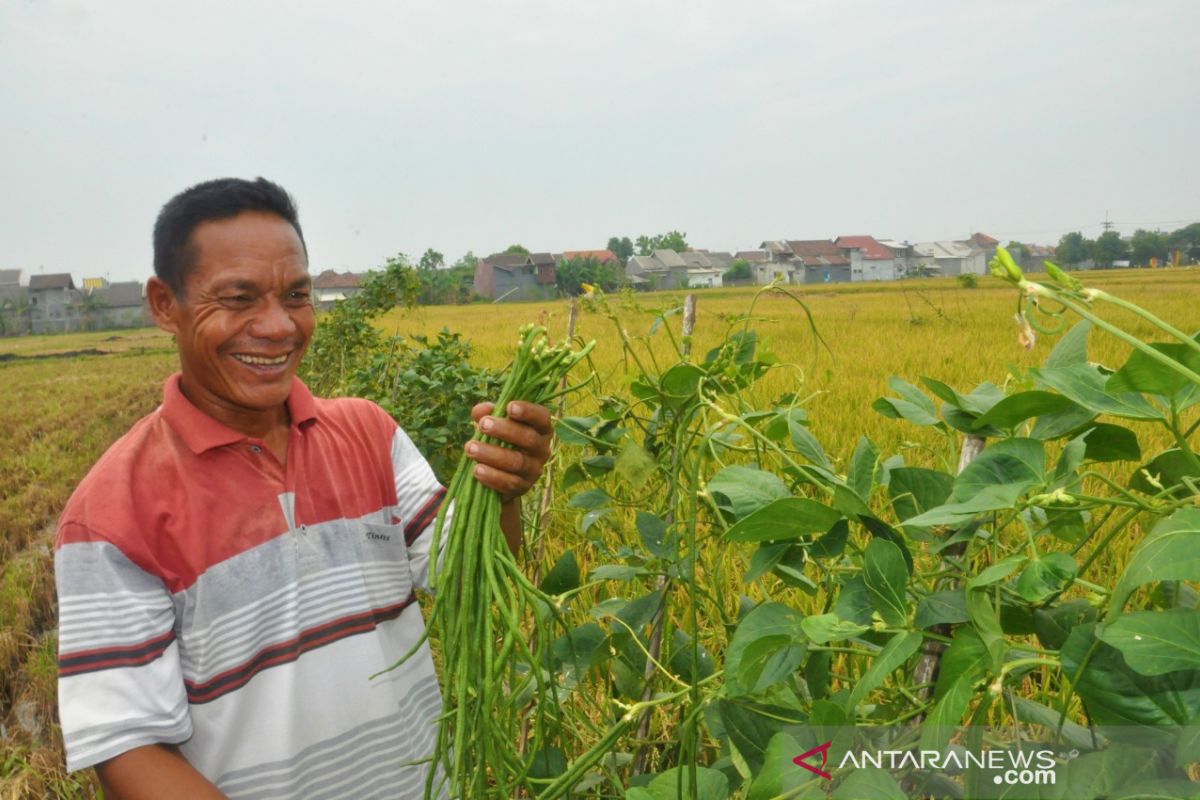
55, 178, 552, 798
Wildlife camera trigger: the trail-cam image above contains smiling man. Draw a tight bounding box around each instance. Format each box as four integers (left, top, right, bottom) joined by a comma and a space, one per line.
54, 178, 551, 798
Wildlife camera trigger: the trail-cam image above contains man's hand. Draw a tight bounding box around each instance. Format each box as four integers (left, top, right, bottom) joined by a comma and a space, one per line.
465, 401, 553, 503
465, 401, 553, 555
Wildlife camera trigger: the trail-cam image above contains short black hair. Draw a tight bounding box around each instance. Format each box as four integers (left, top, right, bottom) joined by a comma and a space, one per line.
153, 177, 307, 296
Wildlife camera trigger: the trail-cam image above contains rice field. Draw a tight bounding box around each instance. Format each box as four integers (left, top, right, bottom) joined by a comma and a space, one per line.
0, 267, 1193, 797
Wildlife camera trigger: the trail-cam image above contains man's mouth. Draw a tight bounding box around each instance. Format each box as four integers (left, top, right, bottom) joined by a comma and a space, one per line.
232, 353, 291, 367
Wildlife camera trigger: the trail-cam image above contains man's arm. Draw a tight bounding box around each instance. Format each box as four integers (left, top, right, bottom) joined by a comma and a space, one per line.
466, 401, 554, 556
96, 745, 227, 800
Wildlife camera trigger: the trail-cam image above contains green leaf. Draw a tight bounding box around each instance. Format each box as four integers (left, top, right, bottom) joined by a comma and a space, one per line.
744, 542, 791, 584
967, 554, 1027, 589
659, 363, 706, 406
590, 564, 645, 582
1080, 422, 1142, 463
1045, 320, 1091, 369
614, 440, 658, 488
568, 488, 611, 510
922, 378, 1004, 416
1061, 622, 1200, 743
1131, 449, 1200, 499
540, 550, 580, 596
920, 628, 988, 751
863, 539, 910, 626
725, 602, 807, 696
744, 731, 807, 800
809, 519, 849, 560
800, 613, 869, 644
1011, 696, 1096, 750
723, 497, 844, 543
967, 587, 1007, 675
789, 424, 833, 470
832, 765, 905, 799
645, 766, 730, 800
1107, 340, 1200, 399
1051, 747, 1162, 800
873, 376, 942, 427
669, 628, 716, 682
835, 576, 875, 625
708, 465, 790, 521
1031, 363, 1165, 421
1016, 552, 1077, 603
1101, 609, 1200, 676
888, 467, 954, 522
1033, 598, 1097, 650
846, 631, 922, 712
1111, 508, 1200, 619
716, 699, 806, 778
915, 589, 970, 629
551, 622, 608, 675
848, 436, 879, 498
972, 390, 1080, 430
555, 415, 599, 445
636, 511, 674, 559
951, 438, 1046, 503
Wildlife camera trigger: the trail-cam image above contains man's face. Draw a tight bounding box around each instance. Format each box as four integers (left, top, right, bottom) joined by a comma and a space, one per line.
165, 211, 314, 420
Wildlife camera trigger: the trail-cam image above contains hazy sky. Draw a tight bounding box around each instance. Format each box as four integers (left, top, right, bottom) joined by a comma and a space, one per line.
3, 0, 1197, 283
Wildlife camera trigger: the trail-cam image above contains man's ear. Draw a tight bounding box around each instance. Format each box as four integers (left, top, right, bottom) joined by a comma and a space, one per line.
146, 277, 181, 334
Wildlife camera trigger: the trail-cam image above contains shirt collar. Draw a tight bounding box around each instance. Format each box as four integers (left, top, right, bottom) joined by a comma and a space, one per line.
161, 373, 320, 455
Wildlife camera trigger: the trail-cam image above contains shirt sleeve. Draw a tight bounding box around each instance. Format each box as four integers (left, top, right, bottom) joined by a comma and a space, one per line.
389, 426, 452, 592
55, 532, 192, 772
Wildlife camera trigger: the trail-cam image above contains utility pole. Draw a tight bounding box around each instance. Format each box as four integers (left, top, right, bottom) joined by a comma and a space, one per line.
1101, 211, 1114, 232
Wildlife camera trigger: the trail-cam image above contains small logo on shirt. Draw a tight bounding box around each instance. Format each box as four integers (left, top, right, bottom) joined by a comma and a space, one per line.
367, 531, 392, 543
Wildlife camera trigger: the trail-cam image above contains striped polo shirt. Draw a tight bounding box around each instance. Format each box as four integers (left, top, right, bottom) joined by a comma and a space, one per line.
56, 374, 449, 798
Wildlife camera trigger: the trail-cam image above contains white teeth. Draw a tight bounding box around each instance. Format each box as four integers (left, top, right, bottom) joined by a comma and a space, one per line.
234, 354, 289, 366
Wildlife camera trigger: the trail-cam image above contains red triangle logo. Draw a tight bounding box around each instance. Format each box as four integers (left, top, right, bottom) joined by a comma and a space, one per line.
793, 740, 832, 780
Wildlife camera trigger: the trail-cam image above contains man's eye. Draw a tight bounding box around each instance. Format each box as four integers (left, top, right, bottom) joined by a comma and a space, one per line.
220, 295, 254, 306
287, 291, 311, 304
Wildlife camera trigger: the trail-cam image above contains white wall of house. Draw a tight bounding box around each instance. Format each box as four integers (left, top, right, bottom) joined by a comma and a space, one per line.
858, 258, 896, 281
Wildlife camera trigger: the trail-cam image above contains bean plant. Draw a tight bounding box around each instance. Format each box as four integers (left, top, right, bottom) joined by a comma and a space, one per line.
513, 260, 1199, 799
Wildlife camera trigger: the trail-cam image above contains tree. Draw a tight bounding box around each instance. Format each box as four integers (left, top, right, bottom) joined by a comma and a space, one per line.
418, 248, 445, 271
722, 258, 753, 284
556, 256, 625, 296
1056, 232, 1091, 266
74, 291, 108, 332
1092, 230, 1128, 268
1129, 229, 1169, 267
1168, 223, 1200, 263
504, 244, 530, 256
606, 236, 634, 265
635, 230, 689, 256
1006, 240, 1032, 266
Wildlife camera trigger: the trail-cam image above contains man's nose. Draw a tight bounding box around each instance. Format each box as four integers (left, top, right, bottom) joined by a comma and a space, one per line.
248, 298, 297, 340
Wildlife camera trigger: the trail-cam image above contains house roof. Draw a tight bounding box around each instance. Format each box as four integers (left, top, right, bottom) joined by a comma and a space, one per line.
529, 252, 557, 267
562, 249, 617, 264
29, 273, 75, 290
970, 232, 1000, 248
760, 240, 793, 257
787, 240, 849, 267
679, 251, 713, 268
483, 253, 530, 269
735, 250, 770, 263
0, 269, 20, 285
96, 281, 143, 307
914, 241, 975, 259
627, 254, 667, 272
836, 236, 894, 261
652, 249, 687, 269
312, 269, 366, 290
703, 251, 734, 269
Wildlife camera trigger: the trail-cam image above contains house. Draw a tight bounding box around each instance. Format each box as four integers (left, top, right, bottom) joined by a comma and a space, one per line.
678, 252, 722, 288
82, 277, 109, 292
311, 270, 367, 307
877, 240, 922, 278
561, 249, 618, 265
787, 240, 852, 284
94, 281, 148, 328
912, 241, 986, 277
836, 236, 897, 282
733, 250, 779, 285
967, 232, 1000, 265
0, 269, 22, 303
473, 252, 557, 302
28, 273, 80, 333
623, 252, 690, 290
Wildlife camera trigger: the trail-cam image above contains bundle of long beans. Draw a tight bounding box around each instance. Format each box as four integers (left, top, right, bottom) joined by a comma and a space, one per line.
423, 324, 594, 799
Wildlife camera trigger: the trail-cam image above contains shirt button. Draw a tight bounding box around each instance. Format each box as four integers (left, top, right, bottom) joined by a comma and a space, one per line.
250, 445, 262, 454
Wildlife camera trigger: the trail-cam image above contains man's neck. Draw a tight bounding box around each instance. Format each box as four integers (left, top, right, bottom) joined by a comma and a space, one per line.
178, 376, 292, 449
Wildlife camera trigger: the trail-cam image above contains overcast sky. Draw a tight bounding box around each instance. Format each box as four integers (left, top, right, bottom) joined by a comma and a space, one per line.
2, 0, 1197, 283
